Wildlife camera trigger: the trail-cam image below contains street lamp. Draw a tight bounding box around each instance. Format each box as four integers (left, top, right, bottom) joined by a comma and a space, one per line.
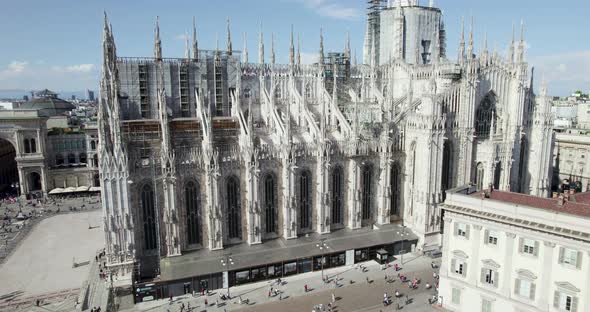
220, 254, 234, 298
316, 238, 329, 282
396, 225, 408, 265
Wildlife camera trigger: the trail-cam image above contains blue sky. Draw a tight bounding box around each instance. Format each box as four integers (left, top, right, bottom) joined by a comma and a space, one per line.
0, 0, 588, 96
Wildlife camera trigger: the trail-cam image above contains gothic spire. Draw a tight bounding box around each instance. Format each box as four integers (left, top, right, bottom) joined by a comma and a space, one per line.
185, 32, 191, 61
344, 31, 351, 61
192, 17, 199, 61
353, 48, 358, 66
226, 17, 232, 55
319, 27, 325, 66
517, 20, 525, 63
289, 25, 295, 67
458, 16, 465, 63
259, 23, 264, 65
467, 16, 474, 59
297, 33, 301, 66
481, 31, 489, 65
243, 32, 248, 64
154, 16, 162, 61
270, 33, 276, 65
508, 22, 515, 63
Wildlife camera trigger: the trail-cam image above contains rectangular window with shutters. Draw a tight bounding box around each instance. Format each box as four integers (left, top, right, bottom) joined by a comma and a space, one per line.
456, 223, 468, 238
484, 229, 499, 246
451, 258, 466, 277
480, 268, 498, 288
554, 291, 577, 312
559, 247, 582, 268
452, 287, 461, 305
515, 278, 536, 300
520, 238, 539, 256
481, 299, 492, 312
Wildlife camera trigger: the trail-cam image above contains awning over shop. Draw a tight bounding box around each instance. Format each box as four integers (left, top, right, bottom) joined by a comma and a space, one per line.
75, 186, 89, 192
48, 188, 65, 194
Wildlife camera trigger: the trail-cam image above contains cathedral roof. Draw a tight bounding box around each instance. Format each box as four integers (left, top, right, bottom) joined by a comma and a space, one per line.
20, 91, 76, 116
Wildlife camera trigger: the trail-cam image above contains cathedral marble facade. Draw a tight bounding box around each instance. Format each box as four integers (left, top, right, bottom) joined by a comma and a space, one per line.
98, 1, 554, 284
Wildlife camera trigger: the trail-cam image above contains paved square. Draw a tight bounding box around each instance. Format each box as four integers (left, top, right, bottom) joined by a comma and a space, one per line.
0, 210, 104, 298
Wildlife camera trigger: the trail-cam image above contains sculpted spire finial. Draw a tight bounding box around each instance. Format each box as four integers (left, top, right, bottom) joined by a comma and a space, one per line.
345, 31, 351, 60
154, 16, 162, 61
226, 17, 232, 55
467, 16, 474, 59
508, 22, 515, 63
192, 17, 199, 61
297, 33, 301, 66
259, 22, 264, 65
458, 16, 465, 63
319, 27, 325, 66
185, 32, 190, 61
517, 20, 525, 63
271, 33, 276, 65
289, 25, 295, 67
243, 32, 248, 64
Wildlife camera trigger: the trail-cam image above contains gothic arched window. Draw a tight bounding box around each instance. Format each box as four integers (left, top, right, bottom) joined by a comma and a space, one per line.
30, 138, 36, 153
494, 162, 502, 190
264, 174, 277, 234
91, 140, 96, 150
390, 163, 401, 216
475, 162, 484, 191
68, 153, 76, 164
56, 154, 64, 166
24, 139, 30, 154
79, 153, 87, 164
299, 170, 312, 229
227, 176, 241, 239
361, 164, 373, 220
141, 184, 157, 251
94, 154, 99, 167
518, 137, 528, 192
330, 166, 344, 225
185, 181, 201, 245
441, 141, 453, 200
475, 93, 497, 137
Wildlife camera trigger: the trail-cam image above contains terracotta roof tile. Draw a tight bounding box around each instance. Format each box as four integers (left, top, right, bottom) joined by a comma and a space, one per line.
470, 190, 590, 218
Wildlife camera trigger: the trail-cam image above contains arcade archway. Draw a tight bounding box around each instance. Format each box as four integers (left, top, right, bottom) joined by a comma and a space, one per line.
0, 138, 18, 195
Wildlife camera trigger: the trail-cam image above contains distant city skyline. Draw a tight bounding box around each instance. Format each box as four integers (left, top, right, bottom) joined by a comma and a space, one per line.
0, 0, 588, 95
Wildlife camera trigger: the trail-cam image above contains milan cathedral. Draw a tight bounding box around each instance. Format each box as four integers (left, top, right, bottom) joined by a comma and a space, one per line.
98, 0, 553, 285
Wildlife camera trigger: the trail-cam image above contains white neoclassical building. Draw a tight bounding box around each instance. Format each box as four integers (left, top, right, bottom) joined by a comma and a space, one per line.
439, 186, 590, 312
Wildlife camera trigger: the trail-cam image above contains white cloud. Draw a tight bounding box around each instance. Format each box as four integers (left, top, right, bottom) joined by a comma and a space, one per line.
529, 50, 590, 96
2, 61, 28, 75
53, 64, 96, 73
0, 61, 98, 91
294, 0, 360, 20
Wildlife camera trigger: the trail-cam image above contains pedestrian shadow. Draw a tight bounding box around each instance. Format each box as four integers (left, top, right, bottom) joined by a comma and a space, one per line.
335, 296, 342, 301
282, 295, 290, 300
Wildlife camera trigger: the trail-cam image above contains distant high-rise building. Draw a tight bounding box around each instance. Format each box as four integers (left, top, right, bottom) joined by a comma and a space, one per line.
23, 95, 29, 101
71, 95, 76, 101
85, 89, 95, 102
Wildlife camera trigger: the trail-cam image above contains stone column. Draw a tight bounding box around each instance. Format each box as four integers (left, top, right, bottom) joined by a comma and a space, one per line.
469, 224, 482, 285
347, 159, 361, 229
501, 232, 516, 297
40, 166, 48, 195
538, 241, 556, 307
440, 216, 453, 276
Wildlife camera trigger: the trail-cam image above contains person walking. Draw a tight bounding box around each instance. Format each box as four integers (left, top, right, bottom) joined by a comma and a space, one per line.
331, 292, 335, 303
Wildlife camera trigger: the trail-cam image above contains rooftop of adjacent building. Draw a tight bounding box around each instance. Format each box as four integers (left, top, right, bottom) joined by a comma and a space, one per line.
467, 187, 590, 218
443, 186, 590, 242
